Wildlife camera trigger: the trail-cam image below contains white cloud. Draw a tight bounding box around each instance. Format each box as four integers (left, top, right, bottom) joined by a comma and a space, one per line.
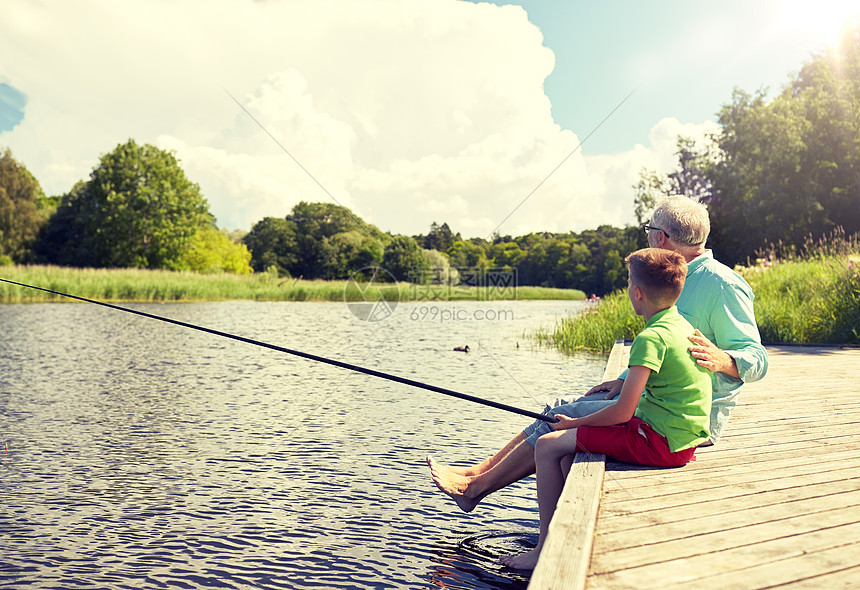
0, 0, 717, 238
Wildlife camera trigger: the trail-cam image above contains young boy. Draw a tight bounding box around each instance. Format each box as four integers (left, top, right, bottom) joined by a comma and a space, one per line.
500, 248, 712, 570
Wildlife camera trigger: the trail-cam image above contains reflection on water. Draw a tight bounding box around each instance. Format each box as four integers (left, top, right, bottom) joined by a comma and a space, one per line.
1, 300, 604, 589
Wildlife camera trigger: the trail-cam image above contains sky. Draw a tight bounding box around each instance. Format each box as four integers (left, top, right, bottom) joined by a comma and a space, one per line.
1, 0, 859, 239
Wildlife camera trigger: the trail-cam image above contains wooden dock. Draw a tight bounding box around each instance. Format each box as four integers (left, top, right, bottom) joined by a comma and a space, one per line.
530, 342, 860, 589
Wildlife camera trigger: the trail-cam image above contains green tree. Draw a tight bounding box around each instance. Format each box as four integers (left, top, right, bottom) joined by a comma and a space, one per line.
35, 180, 90, 266
382, 235, 430, 282
243, 216, 299, 275
564, 241, 593, 292
38, 140, 213, 269
287, 201, 386, 279
423, 221, 459, 251
521, 237, 571, 288
515, 226, 643, 294
444, 239, 491, 286
0, 148, 50, 262
423, 248, 458, 284
490, 240, 526, 271
707, 87, 810, 265
646, 24, 860, 266
182, 226, 253, 274
322, 230, 384, 279
447, 240, 487, 269
633, 137, 715, 225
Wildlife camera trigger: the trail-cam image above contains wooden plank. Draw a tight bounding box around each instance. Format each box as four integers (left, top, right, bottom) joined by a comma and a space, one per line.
587, 521, 860, 589
595, 449, 860, 494
597, 468, 860, 518
585, 345, 860, 589
594, 488, 860, 551
597, 449, 860, 494
596, 477, 860, 534
771, 564, 860, 589
599, 459, 860, 500
591, 503, 860, 574
660, 540, 860, 590
528, 339, 628, 590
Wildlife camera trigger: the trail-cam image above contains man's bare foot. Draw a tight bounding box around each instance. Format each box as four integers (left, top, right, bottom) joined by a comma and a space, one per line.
428, 459, 477, 478
426, 455, 482, 512
441, 464, 475, 477
500, 548, 540, 570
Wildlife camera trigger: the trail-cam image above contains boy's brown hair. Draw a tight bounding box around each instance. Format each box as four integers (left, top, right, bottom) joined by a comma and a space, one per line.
625, 248, 687, 306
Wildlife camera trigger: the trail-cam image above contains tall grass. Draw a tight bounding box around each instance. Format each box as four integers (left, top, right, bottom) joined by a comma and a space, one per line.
534, 292, 643, 352
0, 265, 585, 303
540, 229, 860, 353
739, 230, 860, 344
0, 266, 342, 302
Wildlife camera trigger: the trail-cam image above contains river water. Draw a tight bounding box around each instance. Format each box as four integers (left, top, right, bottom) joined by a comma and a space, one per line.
1, 299, 605, 589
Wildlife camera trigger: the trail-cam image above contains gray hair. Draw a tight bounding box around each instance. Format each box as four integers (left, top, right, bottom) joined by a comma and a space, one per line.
651, 196, 710, 247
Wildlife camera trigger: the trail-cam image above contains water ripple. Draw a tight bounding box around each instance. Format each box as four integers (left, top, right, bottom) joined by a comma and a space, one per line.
2, 300, 602, 589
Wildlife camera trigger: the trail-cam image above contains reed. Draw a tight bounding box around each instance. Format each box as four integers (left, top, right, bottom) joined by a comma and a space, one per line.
534, 292, 643, 352
736, 228, 860, 344
741, 256, 859, 344
0, 265, 585, 303
541, 229, 860, 353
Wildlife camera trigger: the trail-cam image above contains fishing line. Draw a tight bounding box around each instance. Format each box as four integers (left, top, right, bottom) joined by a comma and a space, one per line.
0, 278, 557, 423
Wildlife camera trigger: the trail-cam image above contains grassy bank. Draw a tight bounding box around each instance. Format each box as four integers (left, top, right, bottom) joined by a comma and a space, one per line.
538, 237, 860, 352
533, 293, 643, 352
740, 255, 859, 344
0, 265, 585, 303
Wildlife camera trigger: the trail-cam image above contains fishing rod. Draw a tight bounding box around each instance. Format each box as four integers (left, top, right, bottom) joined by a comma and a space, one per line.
0, 278, 557, 423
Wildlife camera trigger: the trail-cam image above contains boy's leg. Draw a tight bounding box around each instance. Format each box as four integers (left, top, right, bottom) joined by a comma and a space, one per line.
501, 429, 580, 570
560, 453, 575, 479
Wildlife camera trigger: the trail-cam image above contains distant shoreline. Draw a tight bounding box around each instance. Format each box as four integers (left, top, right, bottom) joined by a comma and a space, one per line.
0, 265, 586, 303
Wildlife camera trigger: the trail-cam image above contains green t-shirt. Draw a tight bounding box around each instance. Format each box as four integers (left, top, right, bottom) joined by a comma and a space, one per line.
632, 306, 712, 452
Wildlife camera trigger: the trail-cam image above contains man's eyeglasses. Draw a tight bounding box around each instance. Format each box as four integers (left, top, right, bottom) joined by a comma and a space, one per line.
643, 223, 670, 239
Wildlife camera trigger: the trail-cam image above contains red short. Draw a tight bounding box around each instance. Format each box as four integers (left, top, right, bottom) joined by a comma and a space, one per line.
577, 416, 696, 467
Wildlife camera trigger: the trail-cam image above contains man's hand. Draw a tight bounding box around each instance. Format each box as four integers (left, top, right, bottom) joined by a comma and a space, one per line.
688, 329, 739, 378
551, 414, 578, 430
584, 378, 623, 400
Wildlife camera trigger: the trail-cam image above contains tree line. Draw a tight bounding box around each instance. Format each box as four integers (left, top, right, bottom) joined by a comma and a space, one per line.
2, 23, 858, 293
243, 204, 644, 295
0, 140, 643, 295
0, 141, 251, 274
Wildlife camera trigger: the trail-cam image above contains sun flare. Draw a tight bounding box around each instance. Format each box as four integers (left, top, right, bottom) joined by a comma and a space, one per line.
775, 0, 860, 50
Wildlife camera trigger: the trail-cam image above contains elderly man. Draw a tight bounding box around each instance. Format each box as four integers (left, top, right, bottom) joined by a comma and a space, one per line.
428, 196, 769, 512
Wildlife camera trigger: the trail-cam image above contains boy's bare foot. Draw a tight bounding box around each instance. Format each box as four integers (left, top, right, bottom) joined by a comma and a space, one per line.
500, 548, 540, 570
426, 456, 481, 513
